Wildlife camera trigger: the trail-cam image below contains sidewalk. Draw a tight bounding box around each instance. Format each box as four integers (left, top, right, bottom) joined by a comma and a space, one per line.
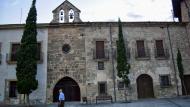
1, 97, 190, 107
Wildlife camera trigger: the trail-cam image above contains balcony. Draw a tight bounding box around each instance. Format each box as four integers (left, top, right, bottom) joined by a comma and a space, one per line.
155, 48, 170, 59
6, 52, 43, 64
93, 49, 109, 61
113, 48, 130, 60
135, 48, 150, 60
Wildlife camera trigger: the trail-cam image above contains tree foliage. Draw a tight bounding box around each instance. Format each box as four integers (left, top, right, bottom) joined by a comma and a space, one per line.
177, 49, 184, 80
177, 49, 187, 95
16, 0, 38, 95
116, 19, 130, 86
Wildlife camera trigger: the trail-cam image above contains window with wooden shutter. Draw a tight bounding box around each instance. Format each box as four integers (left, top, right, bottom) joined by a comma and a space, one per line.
9, 81, 17, 98
136, 40, 145, 57
11, 43, 20, 61
156, 40, 165, 57
96, 41, 105, 59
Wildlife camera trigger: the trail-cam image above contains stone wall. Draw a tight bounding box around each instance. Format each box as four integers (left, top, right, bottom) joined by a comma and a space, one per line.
47, 22, 190, 103
47, 26, 86, 102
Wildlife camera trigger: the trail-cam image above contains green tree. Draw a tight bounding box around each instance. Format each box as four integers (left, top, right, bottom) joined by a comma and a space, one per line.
16, 0, 38, 104
177, 49, 187, 95
116, 19, 130, 101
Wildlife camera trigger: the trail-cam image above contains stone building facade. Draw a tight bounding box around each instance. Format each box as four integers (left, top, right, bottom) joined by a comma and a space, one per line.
46, 0, 190, 103
0, 0, 190, 104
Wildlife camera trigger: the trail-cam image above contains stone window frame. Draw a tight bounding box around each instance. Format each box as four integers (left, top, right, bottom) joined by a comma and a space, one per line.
98, 81, 107, 95
7, 41, 43, 64
159, 74, 171, 88
134, 39, 150, 60
153, 38, 169, 60
62, 44, 71, 54
92, 38, 109, 61
5, 79, 18, 100
97, 61, 104, 70
117, 81, 125, 90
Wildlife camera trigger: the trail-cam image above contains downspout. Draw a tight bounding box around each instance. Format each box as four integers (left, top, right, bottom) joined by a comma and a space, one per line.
184, 0, 190, 21
166, 24, 179, 96
109, 24, 116, 102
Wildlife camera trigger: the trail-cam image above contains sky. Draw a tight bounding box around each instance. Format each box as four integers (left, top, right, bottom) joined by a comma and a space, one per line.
0, 0, 174, 24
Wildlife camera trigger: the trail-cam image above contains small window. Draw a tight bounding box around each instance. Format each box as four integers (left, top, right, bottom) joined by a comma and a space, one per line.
160, 75, 171, 87
98, 62, 104, 70
98, 82, 107, 95
9, 81, 17, 98
118, 81, 125, 90
11, 43, 20, 61
62, 44, 71, 54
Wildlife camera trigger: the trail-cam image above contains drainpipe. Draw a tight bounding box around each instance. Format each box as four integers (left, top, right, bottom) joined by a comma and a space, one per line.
166, 24, 179, 96
184, 0, 190, 21
109, 24, 117, 102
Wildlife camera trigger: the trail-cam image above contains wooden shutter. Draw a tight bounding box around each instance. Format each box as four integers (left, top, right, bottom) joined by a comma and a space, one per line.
96, 41, 105, 59
156, 40, 164, 57
136, 40, 145, 57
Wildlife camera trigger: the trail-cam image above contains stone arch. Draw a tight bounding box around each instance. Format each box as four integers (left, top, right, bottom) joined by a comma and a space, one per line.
68, 9, 74, 22
53, 76, 81, 102
137, 74, 154, 99
59, 9, 64, 23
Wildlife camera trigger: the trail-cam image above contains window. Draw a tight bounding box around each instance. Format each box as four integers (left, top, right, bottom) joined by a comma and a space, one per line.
10, 43, 41, 62
160, 75, 171, 87
9, 81, 17, 98
155, 40, 165, 57
11, 43, 20, 61
136, 40, 145, 57
98, 82, 107, 95
118, 81, 125, 90
62, 44, 71, 54
96, 41, 105, 59
98, 61, 104, 70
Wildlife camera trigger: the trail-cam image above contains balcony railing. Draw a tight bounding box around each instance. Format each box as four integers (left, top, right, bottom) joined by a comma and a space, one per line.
113, 48, 130, 60
93, 49, 109, 61
135, 48, 150, 60
155, 48, 169, 59
6, 52, 43, 64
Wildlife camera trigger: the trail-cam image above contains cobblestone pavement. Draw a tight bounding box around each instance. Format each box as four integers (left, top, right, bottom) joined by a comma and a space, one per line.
0, 97, 190, 107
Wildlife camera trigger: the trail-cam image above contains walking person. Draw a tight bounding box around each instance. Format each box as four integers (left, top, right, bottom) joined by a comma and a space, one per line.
58, 89, 65, 107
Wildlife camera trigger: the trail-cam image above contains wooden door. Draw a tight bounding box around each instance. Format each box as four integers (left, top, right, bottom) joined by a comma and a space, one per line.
183, 75, 190, 95
137, 74, 154, 99
53, 77, 80, 102
96, 41, 104, 59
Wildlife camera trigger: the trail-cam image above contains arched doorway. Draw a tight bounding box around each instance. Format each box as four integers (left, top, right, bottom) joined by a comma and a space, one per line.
53, 77, 81, 102
137, 74, 154, 99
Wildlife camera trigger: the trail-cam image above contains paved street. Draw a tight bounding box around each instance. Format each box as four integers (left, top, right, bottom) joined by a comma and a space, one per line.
0, 97, 190, 107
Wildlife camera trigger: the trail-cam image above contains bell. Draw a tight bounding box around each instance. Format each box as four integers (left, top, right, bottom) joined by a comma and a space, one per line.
69, 13, 74, 19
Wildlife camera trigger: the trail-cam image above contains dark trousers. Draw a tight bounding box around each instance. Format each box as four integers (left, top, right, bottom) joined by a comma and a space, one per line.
59, 100, 64, 107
